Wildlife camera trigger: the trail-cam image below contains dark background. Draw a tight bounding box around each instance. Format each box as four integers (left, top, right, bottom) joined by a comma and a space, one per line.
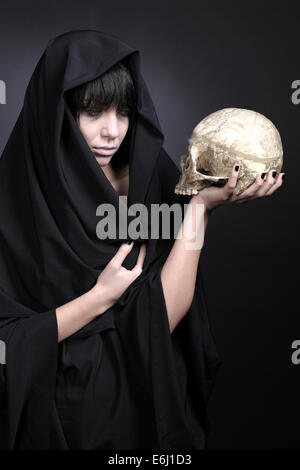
0, 0, 299, 449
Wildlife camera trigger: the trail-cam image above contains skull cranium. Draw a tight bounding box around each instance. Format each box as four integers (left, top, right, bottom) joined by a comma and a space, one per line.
174, 108, 283, 197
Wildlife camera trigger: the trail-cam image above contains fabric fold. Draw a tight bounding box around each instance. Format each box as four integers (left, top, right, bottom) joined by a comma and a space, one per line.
113, 262, 221, 449
0, 310, 59, 449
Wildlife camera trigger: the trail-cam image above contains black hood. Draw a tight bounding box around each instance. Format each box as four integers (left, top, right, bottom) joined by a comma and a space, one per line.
0, 30, 171, 311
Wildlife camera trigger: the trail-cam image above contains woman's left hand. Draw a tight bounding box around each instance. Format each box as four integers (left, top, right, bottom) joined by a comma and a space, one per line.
191, 164, 285, 212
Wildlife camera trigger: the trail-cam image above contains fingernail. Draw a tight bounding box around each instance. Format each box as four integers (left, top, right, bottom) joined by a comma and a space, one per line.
272, 171, 277, 178
126, 240, 133, 244
282, 174, 285, 180
261, 173, 266, 179
235, 165, 239, 172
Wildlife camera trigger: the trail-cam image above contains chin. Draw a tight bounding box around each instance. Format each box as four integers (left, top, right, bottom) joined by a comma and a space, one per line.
94, 155, 113, 167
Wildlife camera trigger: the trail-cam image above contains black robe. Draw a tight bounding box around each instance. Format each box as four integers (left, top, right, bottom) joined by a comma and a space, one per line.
0, 29, 221, 450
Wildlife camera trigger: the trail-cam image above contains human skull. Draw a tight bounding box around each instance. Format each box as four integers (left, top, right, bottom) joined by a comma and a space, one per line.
174, 108, 283, 196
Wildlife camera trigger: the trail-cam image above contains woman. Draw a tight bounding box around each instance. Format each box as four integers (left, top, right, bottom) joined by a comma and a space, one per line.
0, 30, 284, 450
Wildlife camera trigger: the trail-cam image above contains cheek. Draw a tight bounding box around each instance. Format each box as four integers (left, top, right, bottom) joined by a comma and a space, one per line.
121, 121, 130, 140
79, 119, 96, 143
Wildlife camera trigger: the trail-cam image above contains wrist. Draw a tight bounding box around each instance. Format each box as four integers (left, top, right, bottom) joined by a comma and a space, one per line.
89, 283, 114, 315
190, 193, 211, 215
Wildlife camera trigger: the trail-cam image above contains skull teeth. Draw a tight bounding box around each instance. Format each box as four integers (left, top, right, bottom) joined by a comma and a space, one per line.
175, 188, 199, 195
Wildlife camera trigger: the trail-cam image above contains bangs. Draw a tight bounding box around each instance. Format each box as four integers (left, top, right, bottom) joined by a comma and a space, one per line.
66, 61, 136, 119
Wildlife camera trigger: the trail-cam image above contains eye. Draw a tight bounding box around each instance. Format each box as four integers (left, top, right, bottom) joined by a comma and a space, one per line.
117, 108, 130, 118
84, 108, 101, 118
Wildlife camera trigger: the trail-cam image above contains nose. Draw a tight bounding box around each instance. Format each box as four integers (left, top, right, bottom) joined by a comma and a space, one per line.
100, 110, 119, 139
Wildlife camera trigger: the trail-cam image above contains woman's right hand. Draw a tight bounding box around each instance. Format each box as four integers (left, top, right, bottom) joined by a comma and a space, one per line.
191, 165, 285, 213
92, 241, 147, 310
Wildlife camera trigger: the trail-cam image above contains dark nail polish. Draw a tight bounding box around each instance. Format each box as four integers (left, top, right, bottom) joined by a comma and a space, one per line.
282, 174, 285, 180
126, 240, 132, 244
261, 173, 266, 179
235, 165, 239, 172
272, 171, 277, 178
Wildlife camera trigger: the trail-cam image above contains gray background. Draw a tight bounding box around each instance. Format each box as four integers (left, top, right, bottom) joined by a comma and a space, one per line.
0, 0, 299, 449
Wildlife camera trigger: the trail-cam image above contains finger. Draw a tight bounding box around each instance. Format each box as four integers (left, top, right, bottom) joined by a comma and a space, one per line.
256, 169, 277, 197
110, 241, 134, 268
265, 172, 285, 196
234, 172, 265, 201
224, 164, 240, 198
134, 243, 147, 270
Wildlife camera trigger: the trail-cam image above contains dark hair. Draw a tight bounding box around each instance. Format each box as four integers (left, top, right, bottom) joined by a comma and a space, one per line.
65, 61, 137, 170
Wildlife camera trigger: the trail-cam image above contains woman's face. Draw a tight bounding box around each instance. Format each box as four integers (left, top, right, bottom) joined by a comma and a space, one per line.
77, 107, 129, 167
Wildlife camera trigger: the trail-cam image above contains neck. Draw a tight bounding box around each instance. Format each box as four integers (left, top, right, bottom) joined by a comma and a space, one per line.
101, 163, 129, 183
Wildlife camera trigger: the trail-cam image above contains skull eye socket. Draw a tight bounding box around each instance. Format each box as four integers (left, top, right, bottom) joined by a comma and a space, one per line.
196, 149, 213, 174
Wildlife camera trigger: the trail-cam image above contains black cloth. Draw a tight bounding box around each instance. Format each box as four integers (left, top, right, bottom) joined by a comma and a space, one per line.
0, 30, 221, 449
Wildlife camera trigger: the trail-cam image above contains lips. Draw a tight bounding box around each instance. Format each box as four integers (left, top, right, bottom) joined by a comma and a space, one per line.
93, 147, 117, 156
